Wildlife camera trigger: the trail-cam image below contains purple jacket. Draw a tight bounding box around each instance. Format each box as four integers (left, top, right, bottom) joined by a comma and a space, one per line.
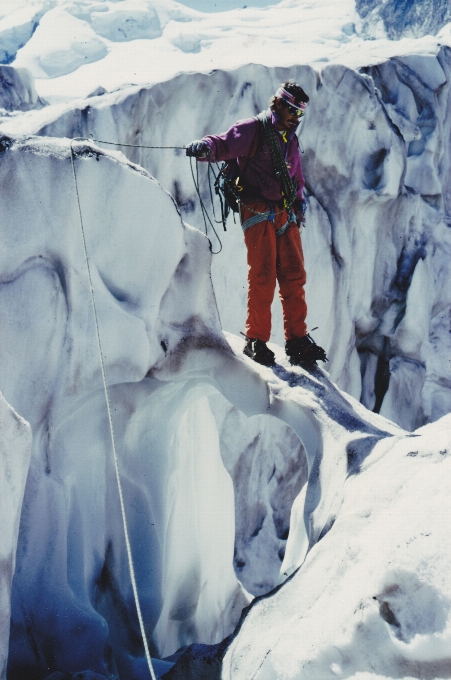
201, 109, 305, 204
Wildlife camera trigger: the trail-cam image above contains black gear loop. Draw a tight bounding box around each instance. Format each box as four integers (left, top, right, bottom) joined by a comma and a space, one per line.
189, 156, 222, 254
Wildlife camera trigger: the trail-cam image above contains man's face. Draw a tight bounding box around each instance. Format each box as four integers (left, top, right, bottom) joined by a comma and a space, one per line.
274, 98, 302, 132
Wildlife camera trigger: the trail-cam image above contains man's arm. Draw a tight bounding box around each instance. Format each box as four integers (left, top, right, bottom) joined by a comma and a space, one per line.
186, 117, 258, 162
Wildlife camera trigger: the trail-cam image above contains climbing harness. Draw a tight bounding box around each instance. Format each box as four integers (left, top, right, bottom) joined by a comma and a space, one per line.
70, 139, 157, 680
212, 112, 301, 230
240, 203, 294, 237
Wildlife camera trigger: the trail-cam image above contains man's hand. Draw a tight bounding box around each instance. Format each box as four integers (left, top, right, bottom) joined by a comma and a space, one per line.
294, 199, 307, 226
185, 140, 210, 158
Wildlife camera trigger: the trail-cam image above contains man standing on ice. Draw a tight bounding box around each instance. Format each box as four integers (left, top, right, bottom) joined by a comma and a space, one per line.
186, 81, 327, 370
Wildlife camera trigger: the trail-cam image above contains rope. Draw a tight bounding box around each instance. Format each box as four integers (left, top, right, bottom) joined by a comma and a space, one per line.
70, 140, 157, 680
75, 136, 223, 254
87, 137, 186, 150
189, 156, 223, 254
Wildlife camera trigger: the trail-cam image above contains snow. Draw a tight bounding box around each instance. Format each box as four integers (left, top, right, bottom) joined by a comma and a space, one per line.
14, 8, 108, 79
221, 414, 451, 680
0, 2, 52, 65
0, 0, 448, 104
0, 1, 451, 678
4, 48, 450, 433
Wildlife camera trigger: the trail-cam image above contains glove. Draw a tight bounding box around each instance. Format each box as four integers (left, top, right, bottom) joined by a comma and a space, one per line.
185, 140, 210, 158
294, 199, 307, 226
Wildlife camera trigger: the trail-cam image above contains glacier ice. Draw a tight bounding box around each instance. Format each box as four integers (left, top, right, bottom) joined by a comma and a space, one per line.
3, 133, 441, 680
356, 0, 451, 40
0, 394, 31, 680
12, 7, 108, 79
167, 411, 451, 679
0, 3, 450, 678
0, 65, 46, 111
216, 415, 451, 680
5, 50, 451, 432
0, 2, 53, 66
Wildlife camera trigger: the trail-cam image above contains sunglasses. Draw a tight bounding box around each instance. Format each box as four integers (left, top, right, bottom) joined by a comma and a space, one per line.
286, 104, 305, 118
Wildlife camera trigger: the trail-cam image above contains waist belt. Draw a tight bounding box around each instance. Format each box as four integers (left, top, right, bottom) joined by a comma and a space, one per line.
241, 203, 295, 237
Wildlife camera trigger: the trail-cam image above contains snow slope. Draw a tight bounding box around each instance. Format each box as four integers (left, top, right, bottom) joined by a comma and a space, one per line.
168, 412, 451, 680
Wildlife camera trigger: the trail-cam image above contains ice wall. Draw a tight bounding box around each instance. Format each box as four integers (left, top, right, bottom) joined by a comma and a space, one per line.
0, 136, 313, 678
356, 0, 451, 40
167, 413, 451, 680
11, 49, 451, 432
0, 394, 31, 680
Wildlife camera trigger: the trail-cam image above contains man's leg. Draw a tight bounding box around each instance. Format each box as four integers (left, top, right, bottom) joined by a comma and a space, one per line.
276, 223, 308, 340
242, 204, 277, 343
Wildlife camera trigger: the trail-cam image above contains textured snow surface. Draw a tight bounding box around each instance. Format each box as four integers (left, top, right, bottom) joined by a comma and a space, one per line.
0, 138, 313, 678
0, 0, 451, 103
219, 414, 451, 680
4, 49, 451, 432
356, 0, 451, 40
0, 394, 31, 680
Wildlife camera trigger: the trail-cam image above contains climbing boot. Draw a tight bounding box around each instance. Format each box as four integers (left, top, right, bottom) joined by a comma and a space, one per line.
285, 334, 327, 369
243, 338, 275, 367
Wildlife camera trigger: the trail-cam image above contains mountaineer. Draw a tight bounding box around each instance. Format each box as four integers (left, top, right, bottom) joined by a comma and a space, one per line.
186, 81, 327, 370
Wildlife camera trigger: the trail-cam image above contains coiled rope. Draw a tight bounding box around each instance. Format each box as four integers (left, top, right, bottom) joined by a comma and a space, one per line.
78, 136, 224, 254
70, 139, 157, 680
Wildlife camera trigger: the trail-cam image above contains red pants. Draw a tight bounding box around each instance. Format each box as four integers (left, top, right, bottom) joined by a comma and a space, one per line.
241, 200, 307, 343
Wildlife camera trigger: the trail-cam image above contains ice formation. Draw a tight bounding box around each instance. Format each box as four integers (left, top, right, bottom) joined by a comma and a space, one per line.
0, 2, 451, 679
3, 47, 450, 432
0, 65, 46, 111
0, 137, 313, 678
1, 133, 449, 680
0, 394, 31, 679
